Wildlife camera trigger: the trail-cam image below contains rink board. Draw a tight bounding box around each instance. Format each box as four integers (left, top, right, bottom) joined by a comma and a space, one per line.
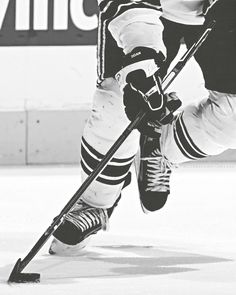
27, 108, 90, 164
0, 110, 26, 165
0, 108, 236, 165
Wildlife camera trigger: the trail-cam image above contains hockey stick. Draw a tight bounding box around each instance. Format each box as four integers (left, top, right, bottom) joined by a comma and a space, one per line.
8, 20, 215, 284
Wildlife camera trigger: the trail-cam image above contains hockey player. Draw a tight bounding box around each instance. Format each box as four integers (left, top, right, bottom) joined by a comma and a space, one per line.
124, 0, 236, 211
48, 0, 223, 255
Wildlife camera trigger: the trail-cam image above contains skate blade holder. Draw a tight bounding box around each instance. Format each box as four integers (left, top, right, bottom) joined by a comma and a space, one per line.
8, 258, 40, 283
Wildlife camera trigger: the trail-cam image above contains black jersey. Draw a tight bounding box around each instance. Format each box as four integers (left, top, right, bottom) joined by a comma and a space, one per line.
197, 0, 236, 93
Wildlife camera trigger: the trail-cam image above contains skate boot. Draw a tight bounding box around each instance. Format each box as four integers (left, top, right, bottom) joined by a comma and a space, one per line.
136, 134, 173, 213
49, 199, 111, 256
49, 172, 130, 256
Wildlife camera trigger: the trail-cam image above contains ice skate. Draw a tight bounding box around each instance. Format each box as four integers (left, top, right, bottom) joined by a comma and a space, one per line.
48, 199, 109, 256
136, 134, 173, 213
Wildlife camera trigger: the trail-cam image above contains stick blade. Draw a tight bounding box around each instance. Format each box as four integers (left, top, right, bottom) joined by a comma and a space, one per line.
8, 258, 40, 283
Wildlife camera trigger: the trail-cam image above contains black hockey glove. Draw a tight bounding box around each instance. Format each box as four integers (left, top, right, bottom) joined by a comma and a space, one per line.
124, 74, 181, 137
117, 47, 182, 138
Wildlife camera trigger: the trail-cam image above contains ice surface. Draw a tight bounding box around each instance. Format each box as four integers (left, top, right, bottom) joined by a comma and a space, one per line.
0, 164, 236, 295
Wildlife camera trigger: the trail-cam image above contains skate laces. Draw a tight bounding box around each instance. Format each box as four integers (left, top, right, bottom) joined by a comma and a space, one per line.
141, 150, 173, 192
65, 201, 109, 233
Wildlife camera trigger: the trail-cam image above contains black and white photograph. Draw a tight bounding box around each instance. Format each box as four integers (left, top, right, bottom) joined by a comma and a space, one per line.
0, 0, 236, 294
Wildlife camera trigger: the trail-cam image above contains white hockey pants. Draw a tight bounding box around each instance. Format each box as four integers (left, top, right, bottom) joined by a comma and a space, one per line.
161, 90, 236, 164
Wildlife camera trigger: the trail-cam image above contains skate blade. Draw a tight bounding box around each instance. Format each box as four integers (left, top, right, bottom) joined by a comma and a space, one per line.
48, 236, 91, 256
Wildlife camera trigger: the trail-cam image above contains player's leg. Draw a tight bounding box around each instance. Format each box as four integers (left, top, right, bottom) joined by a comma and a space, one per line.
49, 14, 140, 255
